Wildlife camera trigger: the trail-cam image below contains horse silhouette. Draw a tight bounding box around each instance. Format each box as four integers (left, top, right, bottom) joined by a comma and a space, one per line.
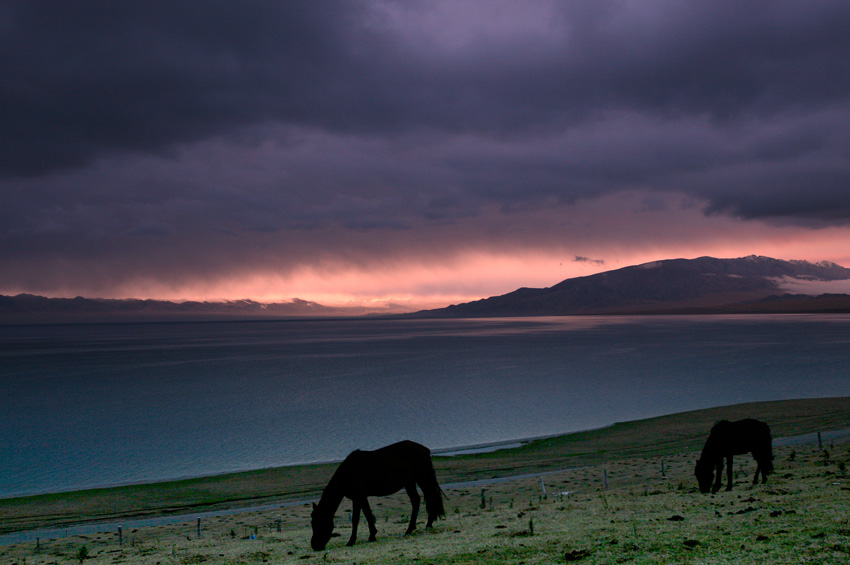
310, 440, 446, 550
695, 418, 774, 493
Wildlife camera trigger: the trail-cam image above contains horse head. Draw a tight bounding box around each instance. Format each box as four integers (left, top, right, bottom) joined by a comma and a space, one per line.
310, 502, 335, 551
694, 458, 713, 493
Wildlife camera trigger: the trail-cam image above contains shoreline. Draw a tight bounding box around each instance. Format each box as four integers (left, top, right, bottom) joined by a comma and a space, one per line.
3, 436, 847, 563
4, 397, 850, 540
4, 416, 825, 504
0, 432, 582, 502
7, 426, 850, 547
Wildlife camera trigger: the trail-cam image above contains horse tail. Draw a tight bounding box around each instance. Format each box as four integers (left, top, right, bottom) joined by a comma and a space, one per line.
755, 422, 775, 476
764, 429, 775, 475
420, 454, 446, 521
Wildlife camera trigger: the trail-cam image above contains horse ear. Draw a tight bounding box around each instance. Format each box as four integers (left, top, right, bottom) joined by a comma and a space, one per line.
312, 502, 317, 510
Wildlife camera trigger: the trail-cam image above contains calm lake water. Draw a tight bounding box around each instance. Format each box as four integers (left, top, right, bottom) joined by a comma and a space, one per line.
2, 314, 849, 498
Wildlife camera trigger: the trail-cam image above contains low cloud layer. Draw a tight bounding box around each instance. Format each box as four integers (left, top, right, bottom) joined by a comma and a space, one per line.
2, 1, 850, 301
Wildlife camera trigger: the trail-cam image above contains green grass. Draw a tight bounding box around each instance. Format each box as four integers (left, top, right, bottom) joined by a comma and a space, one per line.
6, 439, 847, 564
4, 397, 850, 536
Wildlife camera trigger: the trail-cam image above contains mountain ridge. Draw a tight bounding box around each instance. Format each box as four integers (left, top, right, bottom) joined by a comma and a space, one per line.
408, 255, 850, 318
4, 256, 850, 323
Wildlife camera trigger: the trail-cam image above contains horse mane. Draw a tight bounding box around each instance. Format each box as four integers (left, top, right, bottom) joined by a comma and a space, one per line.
710, 419, 731, 433
316, 451, 359, 515
699, 420, 729, 458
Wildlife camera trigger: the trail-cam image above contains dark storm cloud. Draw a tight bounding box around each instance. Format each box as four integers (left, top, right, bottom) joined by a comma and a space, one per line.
3, 0, 850, 294
5, 1, 850, 172
1, 1, 368, 176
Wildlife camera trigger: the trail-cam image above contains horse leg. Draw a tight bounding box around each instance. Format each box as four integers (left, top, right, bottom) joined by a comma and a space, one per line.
361, 498, 378, 542
755, 453, 769, 484
404, 483, 420, 535
711, 460, 723, 493
347, 499, 362, 547
424, 489, 436, 529
753, 457, 762, 485
725, 455, 734, 491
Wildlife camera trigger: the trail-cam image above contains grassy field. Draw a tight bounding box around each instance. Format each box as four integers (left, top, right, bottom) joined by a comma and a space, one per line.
3, 397, 850, 563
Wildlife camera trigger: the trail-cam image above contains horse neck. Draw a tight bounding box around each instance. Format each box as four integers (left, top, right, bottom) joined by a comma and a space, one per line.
317, 474, 345, 515
700, 435, 722, 460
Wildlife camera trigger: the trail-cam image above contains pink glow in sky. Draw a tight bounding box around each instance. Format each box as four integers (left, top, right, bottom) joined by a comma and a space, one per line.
6, 192, 848, 308
3, 2, 850, 309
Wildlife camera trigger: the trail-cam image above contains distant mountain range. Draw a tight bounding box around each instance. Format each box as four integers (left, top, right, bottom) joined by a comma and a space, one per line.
4, 255, 850, 323
0, 294, 400, 323
408, 255, 850, 317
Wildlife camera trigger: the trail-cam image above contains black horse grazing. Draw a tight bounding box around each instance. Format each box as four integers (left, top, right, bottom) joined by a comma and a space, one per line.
310, 440, 446, 551
695, 418, 774, 493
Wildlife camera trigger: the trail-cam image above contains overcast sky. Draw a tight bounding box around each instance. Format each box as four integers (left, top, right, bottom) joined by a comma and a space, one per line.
3, 0, 850, 308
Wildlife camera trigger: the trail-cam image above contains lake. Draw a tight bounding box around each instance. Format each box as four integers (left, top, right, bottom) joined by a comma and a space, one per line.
2, 314, 849, 498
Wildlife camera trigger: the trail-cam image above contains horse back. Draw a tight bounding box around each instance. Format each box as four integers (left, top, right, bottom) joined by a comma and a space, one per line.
337, 440, 432, 498
707, 418, 772, 456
